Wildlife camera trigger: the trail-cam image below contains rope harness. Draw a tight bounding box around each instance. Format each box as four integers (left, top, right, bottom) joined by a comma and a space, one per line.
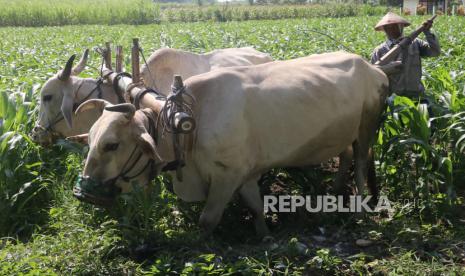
128, 47, 196, 181
128, 84, 194, 181
103, 110, 158, 187
139, 47, 157, 91
158, 85, 195, 181
74, 110, 158, 206
157, 85, 195, 135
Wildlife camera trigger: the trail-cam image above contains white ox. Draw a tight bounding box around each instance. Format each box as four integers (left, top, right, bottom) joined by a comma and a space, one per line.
31, 47, 272, 145
76, 52, 389, 236
141, 47, 273, 95
30, 50, 123, 145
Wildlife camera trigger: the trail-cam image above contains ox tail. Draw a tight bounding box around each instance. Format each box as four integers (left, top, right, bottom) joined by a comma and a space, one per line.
366, 149, 378, 201
367, 83, 390, 202
376, 83, 391, 131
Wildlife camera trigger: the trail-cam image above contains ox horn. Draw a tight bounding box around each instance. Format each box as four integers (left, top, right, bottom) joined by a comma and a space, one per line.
105, 103, 136, 120
66, 133, 89, 145
72, 49, 89, 76
58, 54, 76, 81
75, 99, 112, 114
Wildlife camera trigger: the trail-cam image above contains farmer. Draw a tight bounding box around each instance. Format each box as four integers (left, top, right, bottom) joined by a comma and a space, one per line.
371, 12, 440, 101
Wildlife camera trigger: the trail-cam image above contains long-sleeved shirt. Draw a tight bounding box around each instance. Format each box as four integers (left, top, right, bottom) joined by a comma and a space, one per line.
371, 30, 440, 98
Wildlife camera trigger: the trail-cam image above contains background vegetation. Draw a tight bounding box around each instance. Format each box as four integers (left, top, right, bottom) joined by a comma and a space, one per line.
161, 3, 388, 22
0, 0, 161, 26
1, 14, 465, 274
0, 0, 389, 26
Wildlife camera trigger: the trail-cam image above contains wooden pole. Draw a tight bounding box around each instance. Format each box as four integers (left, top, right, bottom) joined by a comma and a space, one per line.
173, 75, 183, 90
131, 38, 140, 83
102, 70, 195, 133
104, 42, 112, 70
102, 67, 164, 113
104, 38, 194, 133
375, 15, 437, 66
115, 46, 123, 73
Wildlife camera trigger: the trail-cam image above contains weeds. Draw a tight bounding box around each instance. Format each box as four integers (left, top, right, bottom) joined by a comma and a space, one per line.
0, 1, 388, 27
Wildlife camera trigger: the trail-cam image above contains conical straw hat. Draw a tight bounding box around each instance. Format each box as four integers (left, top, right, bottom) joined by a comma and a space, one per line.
374, 12, 411, 31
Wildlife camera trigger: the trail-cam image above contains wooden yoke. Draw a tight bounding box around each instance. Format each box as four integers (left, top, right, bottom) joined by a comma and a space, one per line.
131, 38, 141, 84
100, 38, 196, 181
101, 67, 165, 114
102, 38, 195, 135
104, 42, 112, 70
115, 46, 123, 73
101, 38, 165, 114
171, 76, 196, 134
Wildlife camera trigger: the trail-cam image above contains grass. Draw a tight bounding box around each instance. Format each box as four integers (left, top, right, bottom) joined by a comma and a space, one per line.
0, 0, 161, 26
161, 3, 388, 22
0, 16, 465, 274
0, 0, 389, 26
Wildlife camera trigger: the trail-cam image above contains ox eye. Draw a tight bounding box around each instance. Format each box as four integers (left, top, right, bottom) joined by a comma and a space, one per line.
104, 143, 119, 152
43, 95, 53, 102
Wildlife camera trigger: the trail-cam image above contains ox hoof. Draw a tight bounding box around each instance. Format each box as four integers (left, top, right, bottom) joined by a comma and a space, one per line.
199, 228, 214, 242
262, 235, 275, 243
355, 239, 373, 247
256, 225, 270, 239
353, 211, 369, 223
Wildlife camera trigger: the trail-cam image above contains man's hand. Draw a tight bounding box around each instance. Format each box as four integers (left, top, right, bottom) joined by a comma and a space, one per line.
422, 19, 433, 31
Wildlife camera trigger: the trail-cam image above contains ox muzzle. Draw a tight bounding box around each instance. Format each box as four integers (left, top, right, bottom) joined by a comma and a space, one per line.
73, 175, 121, 207
30, 125, 56, 145
30, 123, 66, 146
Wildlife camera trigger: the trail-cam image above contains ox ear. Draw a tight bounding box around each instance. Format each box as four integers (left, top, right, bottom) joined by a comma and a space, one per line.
105, 103, 136, 120
61, 87, 75, 128
136, 132, 163, 162
66, 133, 89, 144
75, 99, 112, 115
72, 49, 89, 76
58, 54, 76, 81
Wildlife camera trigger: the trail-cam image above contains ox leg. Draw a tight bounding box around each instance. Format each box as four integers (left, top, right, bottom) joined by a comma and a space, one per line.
352, 140, 369, 196
239, 181, 270, 238
366, 149, 379, 201
199, 180, 237, 237
333, 146, 353, 196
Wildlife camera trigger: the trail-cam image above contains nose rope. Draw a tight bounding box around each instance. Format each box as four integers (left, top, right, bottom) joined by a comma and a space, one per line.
102, 112, 157, 187
103, 145, 143, 185
42, 112, 66, 135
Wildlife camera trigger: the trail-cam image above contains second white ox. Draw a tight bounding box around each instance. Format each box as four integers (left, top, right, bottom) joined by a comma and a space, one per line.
77, 52, 389, 236
31, 47, 272, 145
141, 47, 273, 95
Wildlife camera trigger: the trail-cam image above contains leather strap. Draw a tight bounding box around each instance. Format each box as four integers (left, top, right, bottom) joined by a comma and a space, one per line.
161, 160, 185, 172
133, 88, 164, 109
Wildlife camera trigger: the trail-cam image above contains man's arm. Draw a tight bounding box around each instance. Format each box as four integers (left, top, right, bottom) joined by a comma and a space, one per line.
419, 20, 441, 57
371, 46, 388, 64
370, 50, 379, 64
